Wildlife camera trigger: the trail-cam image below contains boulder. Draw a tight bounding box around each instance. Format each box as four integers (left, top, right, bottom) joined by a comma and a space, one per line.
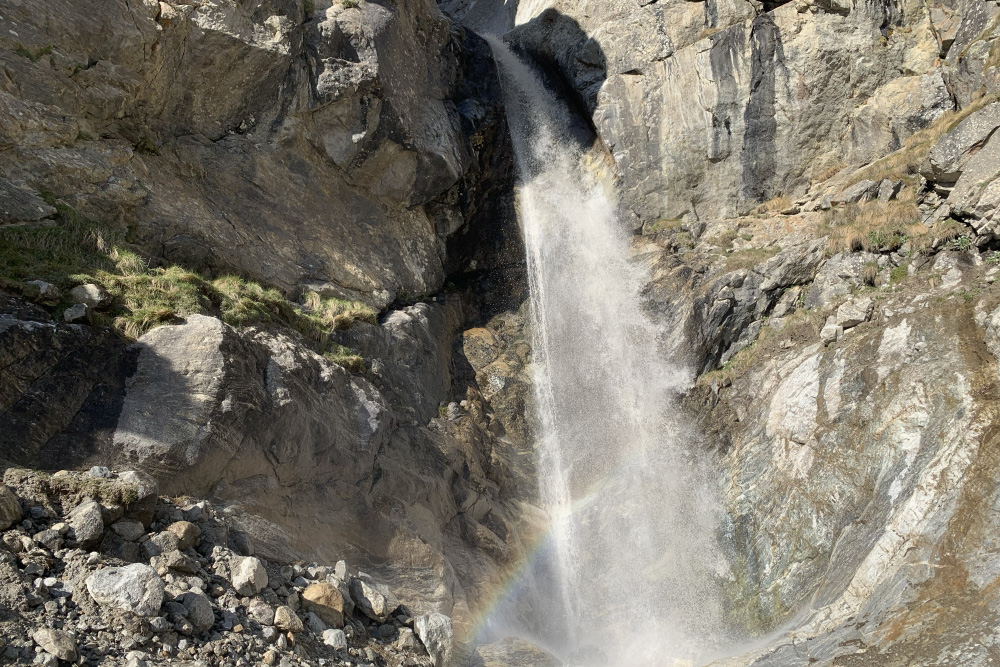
23, 280, 61, 305
231, 556, 268, 596
111, 520, 146, 542
833, 180, 879, 204
69, 284, 112, 309
69, 500, 105, 546
302, 582, 345, 628
877, 179, 903, 203
349, 572, 399, 622
86, 564, 165, 617
0, 485, 22, 530
63, 303, 90, 323
32, 628, 77, 662
179, 591, 215, 633
922, 102, 1000, 184
247, 599, 275, 626
274, 605, 303, 633
0, 180, 56, 224
820, 316, 842, 345
322, 628, 348, 648
837, 297, 874, 329
166, 521, 201, 550
415, 613, 454, 667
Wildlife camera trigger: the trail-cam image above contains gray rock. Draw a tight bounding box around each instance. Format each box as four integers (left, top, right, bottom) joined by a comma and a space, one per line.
304, 611, 327, 635
471, 637, 563, 667
32, 628, 77, 662
394, 627, 421, 651
415, 613, 453, 667
23, 280, 60, 305
87, 466, 112, 478
349, 572, 399, 622
820, 316, 841, 345
63, 303, 90, 323
231, 556, 268, 596
248, 599, 275, 626
86, 563, 165, 617
0, 485, 22, 530
836, 296, 874, 329
69, 500, 105, 546
833, 179, 879, 204
877, 179, 903, 203
70, 284, 112, 309
143, 532, 179, 559
117, 471, 158, 501
923, 102, 1000, 184
0, 180, 56, 224
323, 628, 348, 648
166, 521, 200, 550
179, 591, 214, 633
111, 520, 146, 542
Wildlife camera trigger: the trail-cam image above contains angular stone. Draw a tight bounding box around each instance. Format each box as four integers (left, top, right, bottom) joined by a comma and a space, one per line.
247, 598, 275, 626
877, 179, 903, 203
69, 500, 105, 546
837, 297, 874, 329
0, 180, 56, 224
274, 605, 303, 632
69, 284, 112, 309
166, 521, 201, 550
415, 613, 453, 667
179, 591, 214, 633
923, 103, 1000, 184
349, 572, 399, 622
0, 485, 22, 530
32, 628, 77, 662
111, 519, 146, 542
833, 179, 879, 204
323, 628, 348, 648
231, 556, 268, 596
820, 316, 841, 345
302, 582, 345, 629
86, 564, 165, 617
23, 280, 61, 305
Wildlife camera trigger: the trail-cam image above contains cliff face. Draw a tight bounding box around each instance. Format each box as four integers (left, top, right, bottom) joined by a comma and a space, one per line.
4, 0, 1000, 665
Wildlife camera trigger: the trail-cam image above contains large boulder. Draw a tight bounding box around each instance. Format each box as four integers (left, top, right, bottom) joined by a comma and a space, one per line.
302, 583, 345, 629
415, 613, 454, 667
85, 564, 165, 617
68, 500, 105, 547
0, 485, 22, 530
922, 102, 1000, 184
349, 573, 400, 622
32, 628, 77, 662
230, 556, 268, 596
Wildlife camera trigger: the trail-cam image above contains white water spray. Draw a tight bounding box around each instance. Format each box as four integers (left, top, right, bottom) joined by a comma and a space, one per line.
486, 37, 730, 665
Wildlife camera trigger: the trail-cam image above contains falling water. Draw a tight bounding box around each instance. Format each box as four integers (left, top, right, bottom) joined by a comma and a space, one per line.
485, 37, 730, 665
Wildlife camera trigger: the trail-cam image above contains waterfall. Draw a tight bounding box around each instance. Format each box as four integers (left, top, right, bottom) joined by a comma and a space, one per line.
485, 37, 731, 665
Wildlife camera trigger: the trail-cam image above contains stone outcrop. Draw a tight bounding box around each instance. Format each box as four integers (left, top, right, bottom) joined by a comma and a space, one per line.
0, 0, 510, 307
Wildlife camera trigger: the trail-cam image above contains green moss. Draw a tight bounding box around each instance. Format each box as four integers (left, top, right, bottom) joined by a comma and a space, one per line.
0, 200, 370, 372
14, 44, 54, 62
889, 264, 908, 284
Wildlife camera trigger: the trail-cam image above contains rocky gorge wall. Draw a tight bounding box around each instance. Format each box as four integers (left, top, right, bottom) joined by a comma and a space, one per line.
4, 0, 1000, 666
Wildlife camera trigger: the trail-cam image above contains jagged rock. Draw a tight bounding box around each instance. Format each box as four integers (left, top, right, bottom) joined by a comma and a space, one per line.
86, 564, 165, 617
32, 628, 77, 662
231, 556, 268, 596
836, 297, 874, 329
820, 316, 841, 345
833, 179, 879, 205
68, 500, 105, 546
415, 613, 453, 667
0, 180, 56, 224
395, 628, 421, 651
349, 573, 399, 622
247, 599, 275, 626
111, 520, 146, 542
143, 531, 179, 559
179, 591, 214, 633
162, 549, 198, 574
0, 485, 22, 530
302, 582, 345, 628
166, 521, 200, 550
304, 611, 327, 635
323, 628, 348, 648
273, 605, 303, 633
877, 179, 903, 203
23, 280, 60, 305
69, 284, 112, 309
922, 102, 1000, 184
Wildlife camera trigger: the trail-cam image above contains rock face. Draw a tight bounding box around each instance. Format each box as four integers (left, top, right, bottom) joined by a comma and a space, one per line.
0, 0, 509, 307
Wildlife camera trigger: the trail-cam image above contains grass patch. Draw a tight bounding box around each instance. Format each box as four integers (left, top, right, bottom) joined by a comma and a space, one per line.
342, 0, 359, 7
645, 217, 684, 234
725, 247, 780, 271
889, 264, 907, 283
0, 201, 373, 370
14, 44, 54, 62
753, 195, 793, 215
824, 196, 922, 254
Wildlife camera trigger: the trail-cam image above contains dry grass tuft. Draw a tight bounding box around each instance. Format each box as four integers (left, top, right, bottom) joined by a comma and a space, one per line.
824, 196, 921, 254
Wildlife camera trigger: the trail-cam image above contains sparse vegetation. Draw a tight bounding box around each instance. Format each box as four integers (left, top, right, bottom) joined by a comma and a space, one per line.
985, 250, 1000, 265
342, 0, 359, 7
823, 195, 922, 254
862, 262, 879, 286
14, 44, 54, 62
754, 195, 793, 215
645, 217, 684, 234
947, 235, 973, 251
724, 247, 780, 271
889, 264, 908, 284
135, 136, 159, 155
0, 199, 372, 370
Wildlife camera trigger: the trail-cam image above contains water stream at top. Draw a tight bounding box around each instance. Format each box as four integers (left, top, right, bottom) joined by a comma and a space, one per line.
484, 36, 731, 666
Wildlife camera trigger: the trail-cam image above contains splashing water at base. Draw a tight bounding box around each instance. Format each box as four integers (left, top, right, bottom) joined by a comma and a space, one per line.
484, 36, 731, 665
